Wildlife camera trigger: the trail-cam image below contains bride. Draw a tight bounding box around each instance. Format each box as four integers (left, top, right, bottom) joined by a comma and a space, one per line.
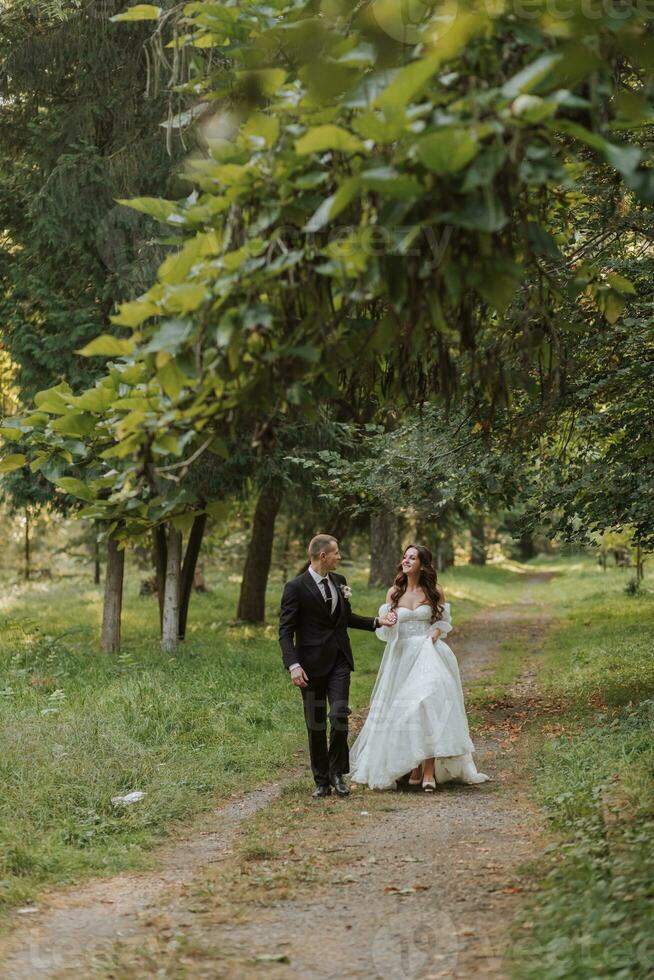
350, 544, 491, 793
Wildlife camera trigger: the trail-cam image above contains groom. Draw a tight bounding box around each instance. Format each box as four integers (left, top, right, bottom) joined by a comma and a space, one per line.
278, 534, 397, 798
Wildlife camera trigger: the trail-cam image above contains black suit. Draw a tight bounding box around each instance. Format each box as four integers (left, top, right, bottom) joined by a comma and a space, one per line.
278, 570, 376, 786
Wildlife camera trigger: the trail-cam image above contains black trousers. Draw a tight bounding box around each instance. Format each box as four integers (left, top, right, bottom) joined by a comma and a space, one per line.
300, 652, 351, 786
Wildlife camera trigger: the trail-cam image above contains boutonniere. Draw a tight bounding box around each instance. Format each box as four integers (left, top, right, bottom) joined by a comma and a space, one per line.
339, 584, 352, 600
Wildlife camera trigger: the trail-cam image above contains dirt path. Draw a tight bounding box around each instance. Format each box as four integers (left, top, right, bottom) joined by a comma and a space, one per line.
0, 581, 554, 979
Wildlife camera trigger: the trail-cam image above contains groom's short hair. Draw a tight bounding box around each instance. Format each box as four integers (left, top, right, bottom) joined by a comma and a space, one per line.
309, 534, 337, 559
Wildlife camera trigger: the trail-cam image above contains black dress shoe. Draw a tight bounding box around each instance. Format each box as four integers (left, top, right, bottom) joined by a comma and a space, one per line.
330, 775, 350, 797
312, 785, 332, 799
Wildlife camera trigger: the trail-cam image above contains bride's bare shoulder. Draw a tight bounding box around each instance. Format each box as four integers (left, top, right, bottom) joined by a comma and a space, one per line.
436, 584, 446, 602
385, 587, 394, 602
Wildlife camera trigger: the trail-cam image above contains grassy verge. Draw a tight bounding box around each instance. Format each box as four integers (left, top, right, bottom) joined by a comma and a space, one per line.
508, 562, 654, 978
0, 560, 528, 923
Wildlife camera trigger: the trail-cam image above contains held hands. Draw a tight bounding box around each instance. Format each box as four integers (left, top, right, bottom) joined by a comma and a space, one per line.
290, 666, 308, 688
378, 610, 398, 627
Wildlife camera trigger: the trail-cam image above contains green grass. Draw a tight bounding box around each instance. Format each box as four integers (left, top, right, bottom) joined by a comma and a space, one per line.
509, 561, 654, 979
0, 559, 528, 922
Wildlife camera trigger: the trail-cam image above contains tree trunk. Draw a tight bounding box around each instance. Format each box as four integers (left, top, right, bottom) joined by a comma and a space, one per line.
470, 513, 487, 566
326, 509, 351, 543
93, 533, 101, 585
517, 532, 536, 562
368, 511, 402, 588
435, 529, 455, 571
161, 525, 182, 653
237, 484, 283, 623
178, 514, 207, 640
279, 517, 292, 583
101, 537, 125, 653
152, 525, 168, 633
24, 508, 30, 582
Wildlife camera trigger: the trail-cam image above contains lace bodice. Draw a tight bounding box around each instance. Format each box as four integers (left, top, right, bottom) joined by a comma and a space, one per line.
376, 602, 452, 641
395, 605, 433, 638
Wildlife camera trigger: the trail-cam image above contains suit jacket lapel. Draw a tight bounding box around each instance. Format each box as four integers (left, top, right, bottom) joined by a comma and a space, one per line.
303, 571, 333, 620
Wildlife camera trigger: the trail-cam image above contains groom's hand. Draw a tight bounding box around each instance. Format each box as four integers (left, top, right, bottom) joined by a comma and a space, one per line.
290, 666, 309, 688
378, 611, 397, 627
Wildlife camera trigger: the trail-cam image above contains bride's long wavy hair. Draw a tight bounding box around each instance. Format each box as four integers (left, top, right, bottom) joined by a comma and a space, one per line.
389, 544, 444, 623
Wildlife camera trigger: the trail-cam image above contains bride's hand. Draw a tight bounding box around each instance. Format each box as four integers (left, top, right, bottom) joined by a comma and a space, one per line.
431, 628, 441, 643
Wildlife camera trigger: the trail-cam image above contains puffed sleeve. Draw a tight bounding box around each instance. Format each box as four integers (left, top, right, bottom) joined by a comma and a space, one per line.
429, 602, 453, 639
375, 602, 396, 642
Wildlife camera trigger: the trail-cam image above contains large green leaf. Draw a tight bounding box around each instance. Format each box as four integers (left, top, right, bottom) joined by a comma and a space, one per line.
304, 178, 361, 232
295, 125, 365, 155
361, 166, 423, 199
74, 387, 117, 413
607, 273, 636, 295
417, 129, 480, 174
78, 335, 135, 357
375, 54, 441, 110
34, 385, 73, 414
241, 113, 280, 149
470, 259, 523, 313
352, 109, 406, 144
601, 290, 626, 324
110, 299, 159, 328
0, 426, 24, 441
110, 4, 161, 22
502, 53, 563, 98
157, 359, 190, 399
0, 454, 26, 473
55, 478, 95, 502
144, 319, 194, 354
50, 413, 97, 437
441, 195, 508, 232
374, 10, 483, 109
115, 196, 184, 224
162, 284, 208, 314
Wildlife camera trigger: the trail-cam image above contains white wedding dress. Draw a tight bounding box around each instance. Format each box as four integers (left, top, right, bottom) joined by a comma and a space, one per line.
350, 603, 491, 790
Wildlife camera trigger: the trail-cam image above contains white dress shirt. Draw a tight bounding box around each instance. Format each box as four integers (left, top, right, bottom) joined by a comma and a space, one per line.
308, 565, 338, 612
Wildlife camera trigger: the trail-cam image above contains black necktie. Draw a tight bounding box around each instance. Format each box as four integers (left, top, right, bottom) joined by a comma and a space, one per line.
320, 577, 332, 608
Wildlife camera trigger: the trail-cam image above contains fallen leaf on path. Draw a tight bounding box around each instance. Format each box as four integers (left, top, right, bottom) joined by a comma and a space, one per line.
384, 884, 430, 895
254, 953, 290, 963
